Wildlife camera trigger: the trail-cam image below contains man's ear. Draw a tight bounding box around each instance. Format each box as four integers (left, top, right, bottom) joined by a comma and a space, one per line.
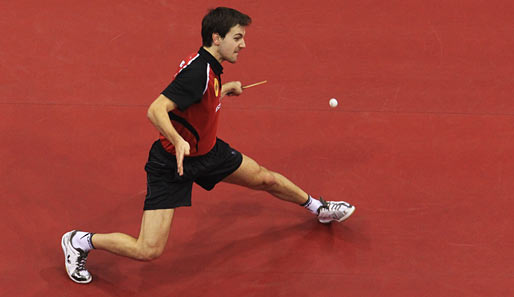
212, 33, 222, 46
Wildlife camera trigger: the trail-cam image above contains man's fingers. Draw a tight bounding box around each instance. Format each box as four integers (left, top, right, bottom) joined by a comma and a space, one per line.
176, 145, 190, 176
177, 162, 183, 176
176, 151, 184, 176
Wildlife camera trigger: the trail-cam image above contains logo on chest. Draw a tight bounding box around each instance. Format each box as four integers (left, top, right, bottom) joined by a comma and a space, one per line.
214, 77, 222, 112
214, 78, 220, 97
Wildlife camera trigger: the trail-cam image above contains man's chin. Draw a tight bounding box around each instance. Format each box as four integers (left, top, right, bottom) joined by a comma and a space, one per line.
230, 53, 240, 63
221, 55, 239, 64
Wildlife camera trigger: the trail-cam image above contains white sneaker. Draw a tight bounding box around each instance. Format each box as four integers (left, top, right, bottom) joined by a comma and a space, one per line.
61, 230, 92, 284
317, 197, 355, 223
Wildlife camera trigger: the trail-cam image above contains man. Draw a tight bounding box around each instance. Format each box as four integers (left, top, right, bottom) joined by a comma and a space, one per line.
61, 7, 355, 284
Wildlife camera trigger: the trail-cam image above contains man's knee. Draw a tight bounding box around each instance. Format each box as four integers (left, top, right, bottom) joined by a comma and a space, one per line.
253, 167, 277, 190
136, 245, 165, 261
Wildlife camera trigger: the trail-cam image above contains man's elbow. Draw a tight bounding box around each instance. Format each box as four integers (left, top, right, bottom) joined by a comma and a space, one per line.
147, 95, 176, 123
147, 103, 157, 123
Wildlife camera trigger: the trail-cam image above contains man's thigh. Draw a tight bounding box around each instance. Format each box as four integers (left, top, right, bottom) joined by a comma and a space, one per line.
222, 154, 271, 188
138, 209, 175, 250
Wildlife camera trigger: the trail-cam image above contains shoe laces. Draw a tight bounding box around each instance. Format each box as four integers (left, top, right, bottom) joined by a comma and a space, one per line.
318, 197, 350, 213
318, 197, 329, 214
76, 251, 89, 270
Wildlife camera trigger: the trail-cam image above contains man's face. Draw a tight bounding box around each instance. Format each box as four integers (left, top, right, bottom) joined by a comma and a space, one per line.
217, 25, 246, 63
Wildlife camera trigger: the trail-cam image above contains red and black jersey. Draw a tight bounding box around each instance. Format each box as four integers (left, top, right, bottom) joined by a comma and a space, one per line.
160, 47, 223, 157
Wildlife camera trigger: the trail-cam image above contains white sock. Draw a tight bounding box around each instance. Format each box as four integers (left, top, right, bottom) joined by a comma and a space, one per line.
302, 195, 323, 215
71, 231, 95, 252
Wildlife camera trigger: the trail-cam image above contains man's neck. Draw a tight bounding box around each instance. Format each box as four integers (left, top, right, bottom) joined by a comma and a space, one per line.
202, 46, 223, 64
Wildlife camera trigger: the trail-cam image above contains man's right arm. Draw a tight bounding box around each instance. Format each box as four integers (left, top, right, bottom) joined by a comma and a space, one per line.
147, 94, 190, 176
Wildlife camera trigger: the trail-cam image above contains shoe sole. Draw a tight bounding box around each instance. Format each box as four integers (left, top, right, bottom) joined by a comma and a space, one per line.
61, 232, 92, 284
319, 206, 356, 224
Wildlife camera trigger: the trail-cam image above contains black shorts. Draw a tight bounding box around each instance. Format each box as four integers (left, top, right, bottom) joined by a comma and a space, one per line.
143, 138, 243, 210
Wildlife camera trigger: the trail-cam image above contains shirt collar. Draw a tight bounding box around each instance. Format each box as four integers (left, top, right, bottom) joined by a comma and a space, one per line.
198, 47, 223, 76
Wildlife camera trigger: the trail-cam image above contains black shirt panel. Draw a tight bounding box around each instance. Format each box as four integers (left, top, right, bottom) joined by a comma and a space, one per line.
198, 47, 223, 76
161, 58, 207, 111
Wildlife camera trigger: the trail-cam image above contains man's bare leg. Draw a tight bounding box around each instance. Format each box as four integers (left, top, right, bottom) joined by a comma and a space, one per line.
91, 208, 175, 261
223, 154, 309, 204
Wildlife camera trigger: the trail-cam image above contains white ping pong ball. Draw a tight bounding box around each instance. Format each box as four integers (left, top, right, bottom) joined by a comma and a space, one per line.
329, 98, 338, 108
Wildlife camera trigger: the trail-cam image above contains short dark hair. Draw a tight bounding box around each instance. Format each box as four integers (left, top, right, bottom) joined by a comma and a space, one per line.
201, 7, 252, 47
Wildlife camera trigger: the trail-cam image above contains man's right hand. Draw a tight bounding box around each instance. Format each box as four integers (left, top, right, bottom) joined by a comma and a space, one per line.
173, 137, 190, 176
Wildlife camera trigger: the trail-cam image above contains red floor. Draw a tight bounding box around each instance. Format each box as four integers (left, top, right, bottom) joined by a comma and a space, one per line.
2, 1, 514, 296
